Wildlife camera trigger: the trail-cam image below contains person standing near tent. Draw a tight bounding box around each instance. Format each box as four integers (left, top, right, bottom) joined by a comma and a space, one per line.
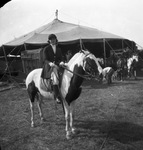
101, 66, 114, 84
65, 50, 73, 62
41, 34, 65, 104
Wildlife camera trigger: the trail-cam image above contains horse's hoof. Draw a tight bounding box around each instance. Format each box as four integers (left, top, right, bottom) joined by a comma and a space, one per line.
66, 134, 72, 140
41, 118, 46, 122
72, 128, 79, 135
66, 131, 72, 140
31, 124, 35, 128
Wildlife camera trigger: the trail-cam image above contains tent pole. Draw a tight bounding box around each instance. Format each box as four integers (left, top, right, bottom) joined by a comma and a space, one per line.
79, 38, 83, 50
24, 43, 27, 50
122, 39, 124, 49
103, 39, 106, 67
2, 45, 12, 80
132, 41, 134, 51
55, 9, 58, 19
22, 44, 27, 74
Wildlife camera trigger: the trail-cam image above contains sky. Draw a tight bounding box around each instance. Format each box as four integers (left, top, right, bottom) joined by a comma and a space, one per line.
0, 0, 143, 48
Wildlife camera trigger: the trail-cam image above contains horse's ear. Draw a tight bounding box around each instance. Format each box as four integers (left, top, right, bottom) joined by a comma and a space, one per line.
79, 49, 85, 53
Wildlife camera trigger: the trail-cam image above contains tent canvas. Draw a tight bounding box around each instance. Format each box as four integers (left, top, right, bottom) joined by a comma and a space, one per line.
4, 19, 124, 45
0, 18, 136, 56
0, 18, 137, 77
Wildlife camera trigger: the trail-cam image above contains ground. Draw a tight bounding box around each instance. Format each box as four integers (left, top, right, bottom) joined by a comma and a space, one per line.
1, 74, 143, 150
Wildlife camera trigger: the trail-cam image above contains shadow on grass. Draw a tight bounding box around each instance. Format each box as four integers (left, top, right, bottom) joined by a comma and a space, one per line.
76, 120, 143, 144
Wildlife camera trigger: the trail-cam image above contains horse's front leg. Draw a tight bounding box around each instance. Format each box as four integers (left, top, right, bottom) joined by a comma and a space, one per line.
70, 101, 77, 135
127, 69, 130, 78
64, 105, 71, 139
121, 72, 123, 81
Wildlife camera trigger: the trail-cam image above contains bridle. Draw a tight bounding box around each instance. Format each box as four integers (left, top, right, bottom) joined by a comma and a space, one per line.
61, 52, 100, 81
61, 65, 91, 80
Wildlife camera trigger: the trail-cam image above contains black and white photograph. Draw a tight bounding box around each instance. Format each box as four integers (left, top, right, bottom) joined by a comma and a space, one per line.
0, 0, 143, 149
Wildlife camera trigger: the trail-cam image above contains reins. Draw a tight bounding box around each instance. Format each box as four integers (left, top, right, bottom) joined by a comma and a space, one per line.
61, 65, 98, 80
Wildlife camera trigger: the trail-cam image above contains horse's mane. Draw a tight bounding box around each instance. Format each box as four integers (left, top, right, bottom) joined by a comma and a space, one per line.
64, 49, 102, 75
68, 50, 90, 66
128, 53, 138, 60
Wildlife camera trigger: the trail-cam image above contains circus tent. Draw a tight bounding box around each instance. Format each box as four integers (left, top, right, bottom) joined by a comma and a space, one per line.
0, 18, 136, 58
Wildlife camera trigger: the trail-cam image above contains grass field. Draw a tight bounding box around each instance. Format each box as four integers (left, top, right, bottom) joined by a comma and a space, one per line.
1, 76, 143, 150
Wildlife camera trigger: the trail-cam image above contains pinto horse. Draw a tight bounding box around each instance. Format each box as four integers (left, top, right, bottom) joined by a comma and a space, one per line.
25, 50, 103, 139
116, 57, 127, 81
127, 54, 139, 79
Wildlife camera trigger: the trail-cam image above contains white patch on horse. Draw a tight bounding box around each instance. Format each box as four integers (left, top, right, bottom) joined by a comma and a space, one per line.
60, 52, 86, 98
26, 68, 54, 99
91, 55, 103, 74
127, 54, 139, 79
127, 55, 138, 70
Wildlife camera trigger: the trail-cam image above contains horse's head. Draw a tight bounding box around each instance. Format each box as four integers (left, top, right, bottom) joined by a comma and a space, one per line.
127, 53, 139, 71
132, 54, 139, 62
82, 50, 103, 79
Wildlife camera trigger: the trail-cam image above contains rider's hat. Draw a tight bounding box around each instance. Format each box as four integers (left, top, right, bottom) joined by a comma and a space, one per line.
48, 34, 58, 43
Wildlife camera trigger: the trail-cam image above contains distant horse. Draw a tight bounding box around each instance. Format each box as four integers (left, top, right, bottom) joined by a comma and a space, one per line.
116, 57, 128, 81
105, 54, 118, 71
127, 54, 139, 79
25, 50, 103, 139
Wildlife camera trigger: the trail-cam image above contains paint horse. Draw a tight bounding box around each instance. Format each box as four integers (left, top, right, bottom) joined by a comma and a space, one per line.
116, 57, 128, 81
25, 50, 103, 139
127, 54, 139, 79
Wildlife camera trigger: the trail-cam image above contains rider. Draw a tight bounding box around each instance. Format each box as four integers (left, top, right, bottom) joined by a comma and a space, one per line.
41, 34, 65, 104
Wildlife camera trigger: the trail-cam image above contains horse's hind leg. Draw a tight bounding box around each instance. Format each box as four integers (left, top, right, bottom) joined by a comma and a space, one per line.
36, 93, 45, 122
134, 70, 137, 80
29, 99, 35, 127
27, 81, 38, 127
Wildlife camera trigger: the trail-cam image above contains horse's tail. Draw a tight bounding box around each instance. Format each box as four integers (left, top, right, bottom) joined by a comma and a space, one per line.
26, 71, 34, 89
25, 69, 41, 89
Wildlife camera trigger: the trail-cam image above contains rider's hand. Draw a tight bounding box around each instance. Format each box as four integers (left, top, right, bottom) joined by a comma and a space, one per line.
49, 62, 55, 67
59, 62, 68, 68
59, 61, 64, 66
64, 63, 68, 66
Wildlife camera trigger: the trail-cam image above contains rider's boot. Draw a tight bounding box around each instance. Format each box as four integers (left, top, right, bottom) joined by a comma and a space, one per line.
52, 85, 62, 104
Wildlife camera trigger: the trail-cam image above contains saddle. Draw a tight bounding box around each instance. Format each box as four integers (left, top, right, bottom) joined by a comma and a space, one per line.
40, 67, 65, 92
40, 78, 53, 92
58, 66, 65, 86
